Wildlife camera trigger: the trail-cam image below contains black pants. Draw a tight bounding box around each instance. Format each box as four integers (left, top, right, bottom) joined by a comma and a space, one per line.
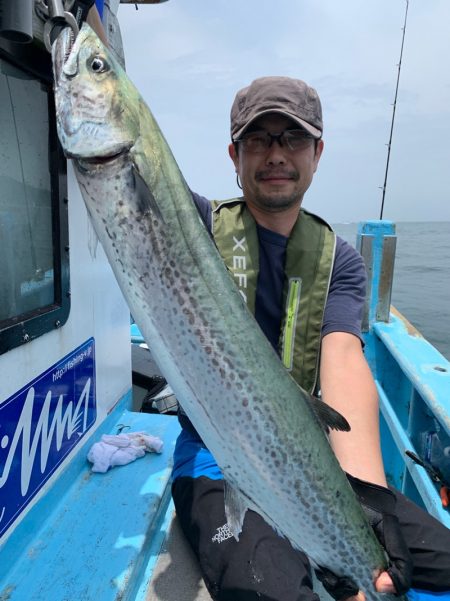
172, 476, 450, 601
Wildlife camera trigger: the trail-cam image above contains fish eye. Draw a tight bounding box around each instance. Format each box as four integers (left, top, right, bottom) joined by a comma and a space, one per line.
90, 56, 108, 73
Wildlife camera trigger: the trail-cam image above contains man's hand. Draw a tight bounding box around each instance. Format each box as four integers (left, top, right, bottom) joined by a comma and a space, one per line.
70, 1, 108, 46
315, 567, 359, 600
316, 475, 412, 600
347, 572, 396, 601
348, 474, 413, 595
69, 0, 96, 27
316, 563, 397, 600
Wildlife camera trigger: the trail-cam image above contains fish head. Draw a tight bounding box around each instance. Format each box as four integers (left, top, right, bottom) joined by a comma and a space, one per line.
52, 24, 139, 162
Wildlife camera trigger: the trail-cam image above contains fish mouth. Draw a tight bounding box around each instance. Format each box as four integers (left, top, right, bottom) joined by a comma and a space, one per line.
52, 25, 76, 83
74, 146, 132, 172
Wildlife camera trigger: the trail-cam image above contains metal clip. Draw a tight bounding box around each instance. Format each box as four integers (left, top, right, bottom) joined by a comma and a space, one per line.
116, 424, 131, 434
406, 450, 450, 509
35, 0, 79, 52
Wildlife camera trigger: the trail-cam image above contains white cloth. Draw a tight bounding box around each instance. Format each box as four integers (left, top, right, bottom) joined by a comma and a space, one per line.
87, 431, 164, 473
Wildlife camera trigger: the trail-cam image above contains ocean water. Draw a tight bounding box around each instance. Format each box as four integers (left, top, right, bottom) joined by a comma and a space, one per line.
333, 222, 450, 361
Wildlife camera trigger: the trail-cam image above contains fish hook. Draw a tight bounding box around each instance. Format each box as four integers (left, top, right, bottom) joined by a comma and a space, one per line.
36, 0, 79, 52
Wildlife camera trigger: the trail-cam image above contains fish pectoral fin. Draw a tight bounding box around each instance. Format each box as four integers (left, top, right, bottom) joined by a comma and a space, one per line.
309, 395, 351, 433
131, 165, 165, 223
224, 481, 249, 541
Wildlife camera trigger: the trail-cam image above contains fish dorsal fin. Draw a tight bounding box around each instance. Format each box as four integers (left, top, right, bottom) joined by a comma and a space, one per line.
224, 481, 249, 541
308, 395, 350, 433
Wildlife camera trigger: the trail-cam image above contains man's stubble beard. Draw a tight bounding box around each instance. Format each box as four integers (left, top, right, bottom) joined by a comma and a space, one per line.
250, 168, 303, 213
252, 190, 302, 213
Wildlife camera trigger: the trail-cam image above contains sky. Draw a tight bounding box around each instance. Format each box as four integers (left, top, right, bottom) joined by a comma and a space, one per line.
117, 0, 450, 223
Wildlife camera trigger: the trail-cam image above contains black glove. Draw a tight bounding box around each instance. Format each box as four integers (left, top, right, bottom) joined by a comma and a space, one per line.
315, 476, 413, 600
315, 567, 359, 601
347, 474, 413, 596
69, 0, 96, 27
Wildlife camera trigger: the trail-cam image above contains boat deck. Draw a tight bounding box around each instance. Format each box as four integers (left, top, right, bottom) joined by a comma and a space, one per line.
147, 512, 211, 601
0, 408, 182, 601
2, 319, 448, 600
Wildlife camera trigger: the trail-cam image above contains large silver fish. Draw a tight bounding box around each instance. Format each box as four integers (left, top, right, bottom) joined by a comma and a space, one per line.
53, 24, 395, 599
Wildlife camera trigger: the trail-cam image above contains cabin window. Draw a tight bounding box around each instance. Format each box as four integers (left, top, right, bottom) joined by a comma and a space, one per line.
0, 48, 69, 355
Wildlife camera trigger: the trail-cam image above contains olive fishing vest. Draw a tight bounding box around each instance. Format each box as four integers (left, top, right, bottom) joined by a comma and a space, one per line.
211, 198, 336, 393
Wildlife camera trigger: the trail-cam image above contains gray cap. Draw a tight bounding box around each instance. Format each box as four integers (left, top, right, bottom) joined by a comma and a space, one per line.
230, 76, 323, 141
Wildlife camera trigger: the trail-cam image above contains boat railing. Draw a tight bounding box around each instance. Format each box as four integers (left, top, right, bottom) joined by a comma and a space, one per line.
358, 220, 450, 528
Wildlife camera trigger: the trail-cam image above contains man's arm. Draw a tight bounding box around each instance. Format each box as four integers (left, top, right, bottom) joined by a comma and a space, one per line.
69, 1, 108, 45
320, 331, 387, 486
86, 4, 108, 45
320, 331, 404, 597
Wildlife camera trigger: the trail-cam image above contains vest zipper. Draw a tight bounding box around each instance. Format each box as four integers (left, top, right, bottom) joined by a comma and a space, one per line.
282, 278, 302, 370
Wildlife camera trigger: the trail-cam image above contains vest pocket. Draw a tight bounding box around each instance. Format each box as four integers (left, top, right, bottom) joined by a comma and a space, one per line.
282, 277, 302, 370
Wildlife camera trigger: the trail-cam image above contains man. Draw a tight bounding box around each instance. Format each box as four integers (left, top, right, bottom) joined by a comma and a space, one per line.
58, 1, 108, 45
171, 76, 450, 601
85, 2, 108, 45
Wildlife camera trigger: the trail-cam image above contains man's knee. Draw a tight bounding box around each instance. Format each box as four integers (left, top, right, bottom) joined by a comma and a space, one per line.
172, 477, 318, 601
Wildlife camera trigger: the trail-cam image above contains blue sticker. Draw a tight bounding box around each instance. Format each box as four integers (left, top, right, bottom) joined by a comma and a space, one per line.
0, 339, 96, 539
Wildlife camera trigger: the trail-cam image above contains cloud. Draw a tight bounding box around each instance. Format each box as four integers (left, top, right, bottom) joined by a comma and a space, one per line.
117, 0, 450, 222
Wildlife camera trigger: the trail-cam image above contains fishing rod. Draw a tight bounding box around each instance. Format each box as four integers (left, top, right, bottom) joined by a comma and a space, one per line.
379, 0, 409, 220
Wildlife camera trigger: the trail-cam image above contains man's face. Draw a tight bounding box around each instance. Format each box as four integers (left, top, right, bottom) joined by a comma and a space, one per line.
229, 113, 324, 215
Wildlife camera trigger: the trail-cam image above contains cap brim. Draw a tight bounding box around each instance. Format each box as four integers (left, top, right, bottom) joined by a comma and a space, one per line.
232, 109, 322, 141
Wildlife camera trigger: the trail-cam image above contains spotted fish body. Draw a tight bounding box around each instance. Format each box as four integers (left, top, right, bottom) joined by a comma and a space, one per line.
53, 25, 395, 599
